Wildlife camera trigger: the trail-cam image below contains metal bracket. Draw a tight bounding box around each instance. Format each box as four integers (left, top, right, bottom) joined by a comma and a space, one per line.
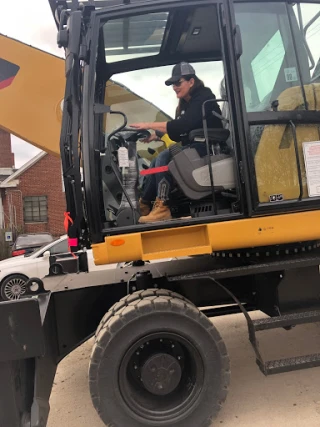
94, 103, 111, 114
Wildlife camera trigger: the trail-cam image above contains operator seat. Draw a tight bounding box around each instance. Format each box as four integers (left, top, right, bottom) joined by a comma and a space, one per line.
168, 82, 236, 201
168, 128, 236, 200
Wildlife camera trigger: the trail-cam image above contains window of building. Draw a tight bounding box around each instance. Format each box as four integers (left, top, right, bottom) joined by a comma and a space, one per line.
23, 196, 48, 223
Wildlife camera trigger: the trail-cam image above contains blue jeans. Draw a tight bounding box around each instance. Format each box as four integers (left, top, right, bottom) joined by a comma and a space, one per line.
141, 143, 208, 202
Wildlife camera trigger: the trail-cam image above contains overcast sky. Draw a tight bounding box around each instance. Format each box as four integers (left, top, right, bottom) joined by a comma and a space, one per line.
0, 0, 62, 168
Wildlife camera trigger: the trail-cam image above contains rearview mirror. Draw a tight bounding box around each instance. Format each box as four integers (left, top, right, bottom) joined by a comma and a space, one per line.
64, 11, 82, 77
43, 251, 51, 258
234, 25, 243, 59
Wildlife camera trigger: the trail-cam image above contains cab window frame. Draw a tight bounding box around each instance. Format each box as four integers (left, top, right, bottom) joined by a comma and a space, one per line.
234, 0, 320, 214
84, 0, 250, 238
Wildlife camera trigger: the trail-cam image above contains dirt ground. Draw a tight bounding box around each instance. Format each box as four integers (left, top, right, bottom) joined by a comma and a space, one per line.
47, 311, 320, 427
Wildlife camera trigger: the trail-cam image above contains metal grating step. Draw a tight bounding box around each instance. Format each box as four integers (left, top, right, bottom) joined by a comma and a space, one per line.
253, 310, 320, 331
178, 277, 320, 376
259, 353, 320, 375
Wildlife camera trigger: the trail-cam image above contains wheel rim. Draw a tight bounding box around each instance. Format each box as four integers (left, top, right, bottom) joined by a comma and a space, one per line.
3, 277, 27, 300
119, 332, 204, 423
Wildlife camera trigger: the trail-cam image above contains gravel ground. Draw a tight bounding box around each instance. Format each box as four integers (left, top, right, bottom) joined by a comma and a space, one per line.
47, 311, 320, 427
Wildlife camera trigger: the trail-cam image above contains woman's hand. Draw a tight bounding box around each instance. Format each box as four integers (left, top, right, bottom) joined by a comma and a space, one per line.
130, 121, 168, 135
141, 133, 160, 143
130, 123, 150, 130
130, 123, 158, 143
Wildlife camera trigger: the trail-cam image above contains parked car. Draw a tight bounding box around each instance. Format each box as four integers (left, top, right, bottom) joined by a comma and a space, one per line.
0, 235, 114, 301
11, 232, 54, 257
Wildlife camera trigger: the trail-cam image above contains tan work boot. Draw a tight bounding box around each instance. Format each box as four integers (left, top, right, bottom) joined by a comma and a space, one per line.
139, 198, 151, 216
138, 198, 172, 223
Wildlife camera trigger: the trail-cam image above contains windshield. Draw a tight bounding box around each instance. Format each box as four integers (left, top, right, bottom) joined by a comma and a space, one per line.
15, 234, 53, 249
24, 237, 60, 257
87, 2, 240, 237
110, 62, 224, 124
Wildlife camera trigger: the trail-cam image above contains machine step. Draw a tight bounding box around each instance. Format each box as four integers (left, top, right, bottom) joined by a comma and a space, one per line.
258, 353, 320, 375
253, 310, 320, 331
182, 277, 320, 376
253, 310, 320, 375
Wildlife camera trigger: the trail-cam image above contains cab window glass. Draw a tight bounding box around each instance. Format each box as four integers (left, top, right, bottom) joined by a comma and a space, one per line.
293, 3, 320, 83
235, 2, 306, 112
235, 2, 320, 204
251, 30, 286, 103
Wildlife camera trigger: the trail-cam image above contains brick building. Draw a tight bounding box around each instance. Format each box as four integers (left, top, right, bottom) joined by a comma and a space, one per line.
0, 131, 66, 237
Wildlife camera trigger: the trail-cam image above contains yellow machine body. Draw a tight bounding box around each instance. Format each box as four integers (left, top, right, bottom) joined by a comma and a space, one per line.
92, 210, 320, 265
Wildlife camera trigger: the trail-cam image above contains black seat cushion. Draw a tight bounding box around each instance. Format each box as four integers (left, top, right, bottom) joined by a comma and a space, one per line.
189, 128, 230, 143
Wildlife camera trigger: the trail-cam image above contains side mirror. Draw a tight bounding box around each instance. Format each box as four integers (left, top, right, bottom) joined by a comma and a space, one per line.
43, 251, 51, 258
65, 11, 82, 77
234, 25, 243, 59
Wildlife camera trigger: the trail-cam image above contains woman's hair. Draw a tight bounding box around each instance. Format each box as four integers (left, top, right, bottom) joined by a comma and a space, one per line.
175, 75, 204, 117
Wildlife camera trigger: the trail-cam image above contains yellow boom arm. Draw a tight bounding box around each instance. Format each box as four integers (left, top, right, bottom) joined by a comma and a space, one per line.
0, 34, 173, 158
0, 34, 64, 156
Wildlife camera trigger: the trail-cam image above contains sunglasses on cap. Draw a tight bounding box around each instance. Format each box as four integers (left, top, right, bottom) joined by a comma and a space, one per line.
172, 79, 186, 87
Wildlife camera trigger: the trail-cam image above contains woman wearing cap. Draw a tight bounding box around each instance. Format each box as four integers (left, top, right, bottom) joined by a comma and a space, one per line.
130, 62, 223, 223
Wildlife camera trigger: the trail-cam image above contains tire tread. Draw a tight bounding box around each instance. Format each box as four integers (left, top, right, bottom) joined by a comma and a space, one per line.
90, 289, 230, 427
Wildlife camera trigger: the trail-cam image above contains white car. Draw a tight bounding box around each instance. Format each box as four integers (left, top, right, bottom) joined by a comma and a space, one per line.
0, 235, 114, 301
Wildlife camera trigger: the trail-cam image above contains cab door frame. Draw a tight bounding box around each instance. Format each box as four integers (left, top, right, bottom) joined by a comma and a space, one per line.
83, 0, 253, 241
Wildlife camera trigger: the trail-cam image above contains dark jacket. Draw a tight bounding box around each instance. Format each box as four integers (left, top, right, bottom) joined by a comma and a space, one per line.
166, 86, 223, 145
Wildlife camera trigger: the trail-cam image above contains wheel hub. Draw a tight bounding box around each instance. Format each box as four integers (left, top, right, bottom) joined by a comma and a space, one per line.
141, 353, 182, 396
11, 285, 22, 295
3, 278, 27, 300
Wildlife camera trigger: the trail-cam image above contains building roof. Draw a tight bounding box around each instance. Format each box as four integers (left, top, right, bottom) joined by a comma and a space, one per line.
0, 151, 47, 187
0, 175, 11, 182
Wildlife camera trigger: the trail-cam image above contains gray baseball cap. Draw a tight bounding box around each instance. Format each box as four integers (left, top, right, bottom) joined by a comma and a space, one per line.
165, 62, 196, 86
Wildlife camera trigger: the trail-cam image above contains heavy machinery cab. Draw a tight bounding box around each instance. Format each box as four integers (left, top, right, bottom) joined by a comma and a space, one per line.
50, 0, 320, 265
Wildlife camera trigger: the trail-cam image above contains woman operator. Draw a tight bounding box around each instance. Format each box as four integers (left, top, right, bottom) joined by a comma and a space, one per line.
130, 62, 223, 223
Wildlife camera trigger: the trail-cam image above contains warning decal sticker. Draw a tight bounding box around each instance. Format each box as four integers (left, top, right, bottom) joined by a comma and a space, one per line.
303, 141, 320, 197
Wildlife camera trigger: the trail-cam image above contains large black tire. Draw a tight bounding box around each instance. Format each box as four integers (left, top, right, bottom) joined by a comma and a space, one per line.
94, 289, 192, 338
89, 289, 230, 427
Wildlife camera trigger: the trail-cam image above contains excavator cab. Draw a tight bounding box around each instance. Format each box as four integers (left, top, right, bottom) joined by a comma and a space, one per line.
49, 0, 320, 265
